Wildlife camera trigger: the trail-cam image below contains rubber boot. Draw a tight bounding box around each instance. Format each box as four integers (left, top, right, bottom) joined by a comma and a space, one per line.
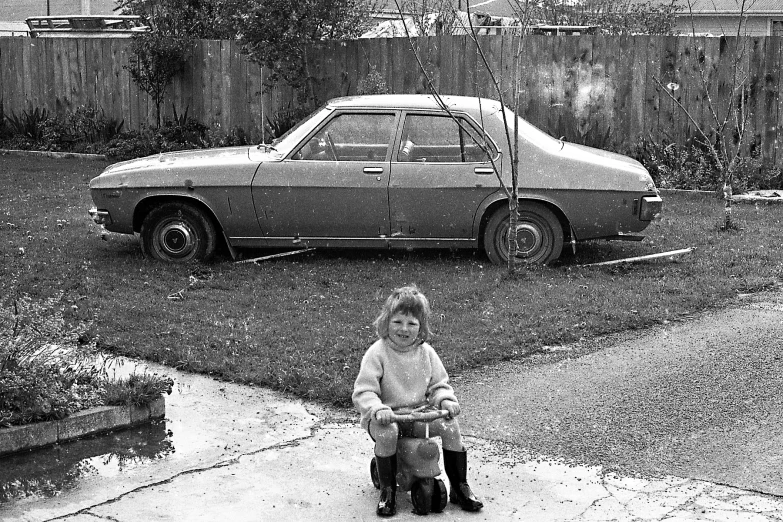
375, 454, 397, 517
443, 448, 484, 512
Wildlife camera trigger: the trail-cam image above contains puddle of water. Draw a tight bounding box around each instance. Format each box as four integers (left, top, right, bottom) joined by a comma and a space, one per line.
0, 419, 174, 502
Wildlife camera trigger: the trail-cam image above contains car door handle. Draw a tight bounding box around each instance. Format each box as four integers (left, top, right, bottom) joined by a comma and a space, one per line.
474, 167, 495, 175
363, 167, 384, 174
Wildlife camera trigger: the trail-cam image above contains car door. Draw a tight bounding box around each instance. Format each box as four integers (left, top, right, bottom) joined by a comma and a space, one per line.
252, 111, 397, 239
389, 112, 501, 240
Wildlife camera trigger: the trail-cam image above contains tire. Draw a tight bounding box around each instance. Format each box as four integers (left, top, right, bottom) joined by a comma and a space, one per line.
370, 457, 380, 489
431, 478, 447, 513
483, 201, 564, 265
140, 202, 217, 263
410, 480, 431, 516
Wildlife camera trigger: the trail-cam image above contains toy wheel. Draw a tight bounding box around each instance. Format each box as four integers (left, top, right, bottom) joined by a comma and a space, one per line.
411, 479, 432, 516
432, 478, 447, 513
370, 457, 380, 489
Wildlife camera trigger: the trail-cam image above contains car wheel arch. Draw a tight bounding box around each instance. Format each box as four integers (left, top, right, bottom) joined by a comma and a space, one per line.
477, 197, 571, 246
133, 195, 222, 235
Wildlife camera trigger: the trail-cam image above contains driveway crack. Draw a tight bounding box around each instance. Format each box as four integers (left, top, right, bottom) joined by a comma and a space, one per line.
42, 431, 320, 521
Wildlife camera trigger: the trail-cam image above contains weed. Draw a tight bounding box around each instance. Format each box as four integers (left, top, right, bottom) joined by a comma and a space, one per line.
103, 373, 173, 407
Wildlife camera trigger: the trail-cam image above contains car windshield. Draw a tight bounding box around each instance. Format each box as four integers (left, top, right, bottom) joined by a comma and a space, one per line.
498, 107, 562, 153
269, 105, 333, 155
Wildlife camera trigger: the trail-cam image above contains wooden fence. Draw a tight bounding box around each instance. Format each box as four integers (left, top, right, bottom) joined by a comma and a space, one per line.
0, 35, 781, 165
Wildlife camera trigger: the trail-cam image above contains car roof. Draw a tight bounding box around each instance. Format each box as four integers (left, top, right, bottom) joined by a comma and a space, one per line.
326, 94, 503, 112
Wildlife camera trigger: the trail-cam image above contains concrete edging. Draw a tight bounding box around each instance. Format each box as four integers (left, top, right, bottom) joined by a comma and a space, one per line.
0, 148, 108, 161
0, 396, 165, 457
659, 187, 783, 204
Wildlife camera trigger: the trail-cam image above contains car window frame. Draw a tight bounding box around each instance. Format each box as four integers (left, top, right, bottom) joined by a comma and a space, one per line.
287, 109, 401, 162
394, 110, 501, 164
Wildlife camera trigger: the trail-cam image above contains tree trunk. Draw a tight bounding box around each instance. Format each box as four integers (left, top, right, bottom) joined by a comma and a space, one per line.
723, 182, 733, 229
507, 196, 519, 273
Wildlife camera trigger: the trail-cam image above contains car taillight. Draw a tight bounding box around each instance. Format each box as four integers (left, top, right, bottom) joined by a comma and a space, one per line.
89, 207, 112, 226
640, 196, 662, 221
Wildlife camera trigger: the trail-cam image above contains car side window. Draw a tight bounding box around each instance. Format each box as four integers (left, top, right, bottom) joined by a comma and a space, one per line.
293, 113, 395, 161
397, 114, 497, 163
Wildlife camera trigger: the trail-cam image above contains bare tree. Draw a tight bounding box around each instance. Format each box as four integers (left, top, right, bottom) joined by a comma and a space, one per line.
397, 0, 460, 35
392, 0, 535, 273
653, 0, 754, 229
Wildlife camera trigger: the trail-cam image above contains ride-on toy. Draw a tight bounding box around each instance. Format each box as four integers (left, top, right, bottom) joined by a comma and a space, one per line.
369, 407, 451, 516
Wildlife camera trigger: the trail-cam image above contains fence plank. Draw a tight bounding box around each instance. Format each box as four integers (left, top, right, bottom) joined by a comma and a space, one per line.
1, 34, 781, 168
748, 37, 765, 158
766, 37, 782, 165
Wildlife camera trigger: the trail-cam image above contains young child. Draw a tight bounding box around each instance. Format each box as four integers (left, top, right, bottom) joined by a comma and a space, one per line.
353, 285, 483, 517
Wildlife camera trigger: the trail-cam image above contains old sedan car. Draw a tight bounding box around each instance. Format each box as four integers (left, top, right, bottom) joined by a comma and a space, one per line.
88, 94, 661, 265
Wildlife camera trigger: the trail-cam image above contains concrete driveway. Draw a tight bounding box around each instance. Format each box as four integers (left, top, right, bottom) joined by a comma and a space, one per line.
2, 294, 783, 521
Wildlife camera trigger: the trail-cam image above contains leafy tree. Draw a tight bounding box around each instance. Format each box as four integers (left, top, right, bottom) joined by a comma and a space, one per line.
527, 0, 681, 35
116, 0, 243, 39
237, 0, 378, 102
125, 32, 189, 128
118, 0, 243, 128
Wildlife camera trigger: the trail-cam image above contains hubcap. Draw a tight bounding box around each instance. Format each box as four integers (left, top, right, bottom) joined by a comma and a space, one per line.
160, 223, 194, 257
511, 223, 542, 256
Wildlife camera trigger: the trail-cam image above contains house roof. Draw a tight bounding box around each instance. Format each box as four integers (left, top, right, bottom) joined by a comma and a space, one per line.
0, 21, 29, 36
644, 0, 783, 14
376, 0, 522, 18
381, 0, 783, 17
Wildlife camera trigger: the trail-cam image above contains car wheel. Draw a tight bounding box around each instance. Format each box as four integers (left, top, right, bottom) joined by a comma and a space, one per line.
483, 201, 564, 265
140, 202, 217, 263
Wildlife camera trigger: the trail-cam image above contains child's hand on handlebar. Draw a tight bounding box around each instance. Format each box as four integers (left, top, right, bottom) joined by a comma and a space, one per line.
441, 400, 460, 418
376, 409, 394, 425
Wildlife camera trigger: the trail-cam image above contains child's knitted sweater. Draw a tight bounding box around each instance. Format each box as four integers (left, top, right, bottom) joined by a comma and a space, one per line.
352, 338, 458, 429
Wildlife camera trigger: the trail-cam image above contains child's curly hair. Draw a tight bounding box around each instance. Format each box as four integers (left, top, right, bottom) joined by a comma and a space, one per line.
373, 285, 433, 342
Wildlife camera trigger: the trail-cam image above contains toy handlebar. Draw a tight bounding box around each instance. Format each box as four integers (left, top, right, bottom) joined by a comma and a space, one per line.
388, 409, 451, 423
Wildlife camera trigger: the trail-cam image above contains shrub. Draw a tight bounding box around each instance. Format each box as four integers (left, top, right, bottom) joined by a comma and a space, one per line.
730, 153, 782, 194
0, 294, 171, 427
0, 294, 101, 427
627, 135, 782, 192
0, 364, 103, 426
159, 105, 207, 145
103, 129, 159, 160
67, 105, 125, 143
357, 65, 389, 95
547, 112, 614, 150
4, 107, 48, 141
203, 123, 249, 148
264, 103, 312, 142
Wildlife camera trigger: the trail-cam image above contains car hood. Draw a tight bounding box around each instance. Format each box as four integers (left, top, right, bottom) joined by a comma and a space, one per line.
102, 146, 276, 174
91, 146, 279, 190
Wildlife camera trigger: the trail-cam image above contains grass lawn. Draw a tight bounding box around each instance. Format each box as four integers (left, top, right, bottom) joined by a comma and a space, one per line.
2, 153, 782, 407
